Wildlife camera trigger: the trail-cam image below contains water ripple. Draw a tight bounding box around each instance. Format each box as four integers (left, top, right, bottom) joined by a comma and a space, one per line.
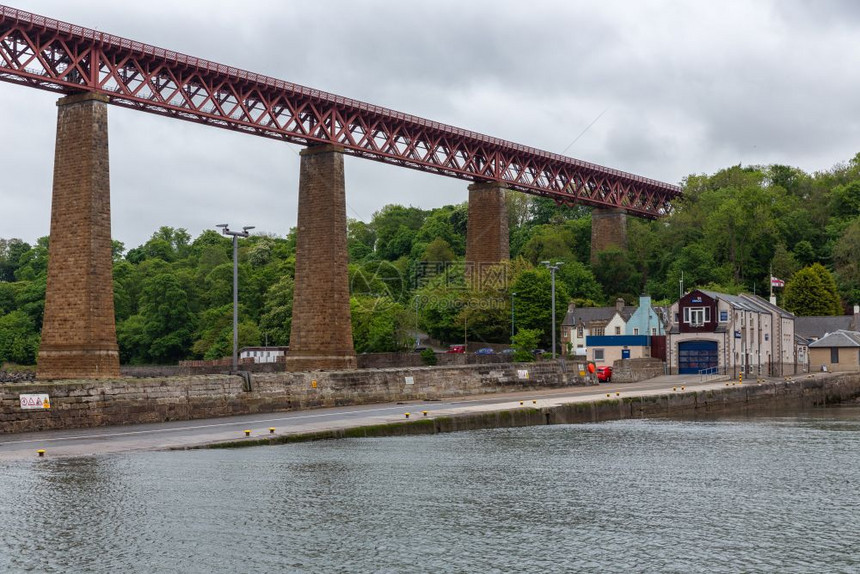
0, 406, 858, 572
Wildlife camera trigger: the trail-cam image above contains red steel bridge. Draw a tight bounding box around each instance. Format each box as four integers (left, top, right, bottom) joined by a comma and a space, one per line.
0, 5, 680, 217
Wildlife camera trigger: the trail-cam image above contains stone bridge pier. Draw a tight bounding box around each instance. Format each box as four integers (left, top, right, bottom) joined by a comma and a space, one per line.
37, 93, 120, 380
465, 182, 509, 289
590, 207, 628, 263
284, 144, 357, 371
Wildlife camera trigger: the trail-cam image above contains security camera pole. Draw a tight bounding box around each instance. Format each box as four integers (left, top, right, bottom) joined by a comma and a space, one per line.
217, 223, 254, 372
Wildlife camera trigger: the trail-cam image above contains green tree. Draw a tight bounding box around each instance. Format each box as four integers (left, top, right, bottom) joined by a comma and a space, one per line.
0, 238, 31, 282
783, 264, 842, 316
510, 268, 569, 348
519, 224, 575, 265
833, 220, 860, 305
592, 248, 640, 300
421, 238, 456, 263
259, 275, 294, 346
511, 328, 541, 362
350, 295, 408, 352
347, 219, 377, 261
138, 273, 194, 363
0, 310, 40, 365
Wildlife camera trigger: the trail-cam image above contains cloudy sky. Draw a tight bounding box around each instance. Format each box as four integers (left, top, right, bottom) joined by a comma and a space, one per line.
2, 1, 859, 248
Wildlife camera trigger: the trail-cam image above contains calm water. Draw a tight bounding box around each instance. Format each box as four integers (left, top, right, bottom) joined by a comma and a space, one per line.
2, 407, 859, 573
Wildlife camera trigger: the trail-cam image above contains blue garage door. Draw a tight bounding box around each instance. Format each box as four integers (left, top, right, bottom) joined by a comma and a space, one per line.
678, 340, 718, 374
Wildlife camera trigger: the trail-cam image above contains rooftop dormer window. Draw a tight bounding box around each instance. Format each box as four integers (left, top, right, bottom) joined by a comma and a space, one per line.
683, 306, 710, 327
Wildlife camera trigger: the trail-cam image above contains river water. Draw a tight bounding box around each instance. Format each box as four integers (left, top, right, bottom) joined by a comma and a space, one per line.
1, 406, 859, 573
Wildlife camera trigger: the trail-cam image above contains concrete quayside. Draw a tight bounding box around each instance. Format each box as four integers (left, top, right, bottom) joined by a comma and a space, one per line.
2, 372, 858, 461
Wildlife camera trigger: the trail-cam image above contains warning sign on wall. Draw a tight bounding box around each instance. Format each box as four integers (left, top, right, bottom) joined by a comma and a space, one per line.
19, 394, 51, 410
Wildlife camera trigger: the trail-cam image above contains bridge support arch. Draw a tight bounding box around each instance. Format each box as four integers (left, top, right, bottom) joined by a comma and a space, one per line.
465, 182, 509, 289
37, 93, 120, 380
590, 207, 628, 263
284, 144, 357, 371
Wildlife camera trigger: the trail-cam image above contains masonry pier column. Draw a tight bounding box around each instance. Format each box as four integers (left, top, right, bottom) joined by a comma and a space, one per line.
465, 182, 509, 289
285, 144, 357, 371
37, 93, 120, 380
590, 207, 628, 263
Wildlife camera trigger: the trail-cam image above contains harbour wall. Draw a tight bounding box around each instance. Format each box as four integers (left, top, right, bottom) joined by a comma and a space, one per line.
207, 373, 860, 448
1, 362, 575, 433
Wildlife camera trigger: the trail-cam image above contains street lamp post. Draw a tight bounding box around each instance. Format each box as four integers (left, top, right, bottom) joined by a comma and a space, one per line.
217, 223, 254, 372
541, 261, 563, 359
511, 291, 517, 341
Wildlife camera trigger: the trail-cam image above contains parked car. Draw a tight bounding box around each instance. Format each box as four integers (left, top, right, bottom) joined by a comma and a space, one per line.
595, 365, 613, 382
446, 345, 466, 354
500, 348, 515, 356
532, 349, 546, 357
475, 347, 495, 355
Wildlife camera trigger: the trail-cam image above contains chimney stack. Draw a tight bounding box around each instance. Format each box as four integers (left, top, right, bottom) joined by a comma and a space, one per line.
616, 298, 625, 314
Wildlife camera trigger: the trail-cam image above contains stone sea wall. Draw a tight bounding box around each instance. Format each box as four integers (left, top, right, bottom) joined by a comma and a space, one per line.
0, 362, 577, 433
206, 373, 860, 448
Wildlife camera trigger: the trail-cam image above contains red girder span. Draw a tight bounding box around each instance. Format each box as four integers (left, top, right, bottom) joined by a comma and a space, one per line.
0, 6, 681, 217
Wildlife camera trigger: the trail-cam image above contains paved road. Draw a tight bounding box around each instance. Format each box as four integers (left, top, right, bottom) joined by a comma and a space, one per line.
1, 374, 747, 461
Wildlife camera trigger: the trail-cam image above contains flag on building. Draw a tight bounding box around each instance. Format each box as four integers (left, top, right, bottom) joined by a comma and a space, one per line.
770, 276, 785, 288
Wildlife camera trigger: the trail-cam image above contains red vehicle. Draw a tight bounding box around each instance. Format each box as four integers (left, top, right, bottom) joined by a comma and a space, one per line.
595, 365, 613, 382
446, 345, 466, 354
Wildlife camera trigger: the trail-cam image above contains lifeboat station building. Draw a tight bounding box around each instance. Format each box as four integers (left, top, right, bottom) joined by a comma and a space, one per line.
666, 290, 799, 377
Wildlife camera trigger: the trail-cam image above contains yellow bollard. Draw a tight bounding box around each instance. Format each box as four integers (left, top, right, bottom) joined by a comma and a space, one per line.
532, 400, 537, 405
606, 393, 610, 398
673, 386, 677, 391
244, 430, 251, 437
616, 392, 620, 397
37, 449, 45, 457
519, 401, 524, 406
269, 427, 275, 434
404, 413, 410, 419
681, 386, 686, 391
422, 411, 428, 416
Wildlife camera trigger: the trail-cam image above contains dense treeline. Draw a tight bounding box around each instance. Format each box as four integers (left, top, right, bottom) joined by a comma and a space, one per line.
1, 154, 859, 365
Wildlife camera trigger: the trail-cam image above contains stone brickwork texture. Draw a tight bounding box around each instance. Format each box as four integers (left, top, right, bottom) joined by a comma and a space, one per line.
465, 182, 509, 265
1, 362, 576, 433
4, 370, 860, 435
286, 145, 357, 371
590, 207, 628, 263
37, 93, 120, 380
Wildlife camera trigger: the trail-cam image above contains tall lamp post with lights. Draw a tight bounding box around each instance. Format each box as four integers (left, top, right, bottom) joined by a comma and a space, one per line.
541, 261, 564, 359
217, 223, 254, 372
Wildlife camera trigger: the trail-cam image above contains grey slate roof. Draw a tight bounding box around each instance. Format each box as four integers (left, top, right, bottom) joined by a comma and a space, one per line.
561, 305, 635, 327
795, 316, 857, 341
699, 290, 784, 315
740, 293, 795, 318
808, 330, 860, 348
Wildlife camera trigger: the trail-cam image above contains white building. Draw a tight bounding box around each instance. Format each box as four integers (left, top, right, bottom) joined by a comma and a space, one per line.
239, 346, 289, 363
666, 290, 800, 376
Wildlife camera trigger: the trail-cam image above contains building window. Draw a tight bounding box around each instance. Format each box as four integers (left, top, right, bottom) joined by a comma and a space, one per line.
633, 328, 639, 335
651, 328, 657, 335
594, 349, 605, 361
592, 327, 605, 336
615, 326, 621, 335
684, 307, 709, 326
831, 348, 839, 364
577, 324, 583, 338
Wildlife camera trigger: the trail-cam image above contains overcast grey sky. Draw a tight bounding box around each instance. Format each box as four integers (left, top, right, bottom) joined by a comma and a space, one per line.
2, 1, 859, 248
